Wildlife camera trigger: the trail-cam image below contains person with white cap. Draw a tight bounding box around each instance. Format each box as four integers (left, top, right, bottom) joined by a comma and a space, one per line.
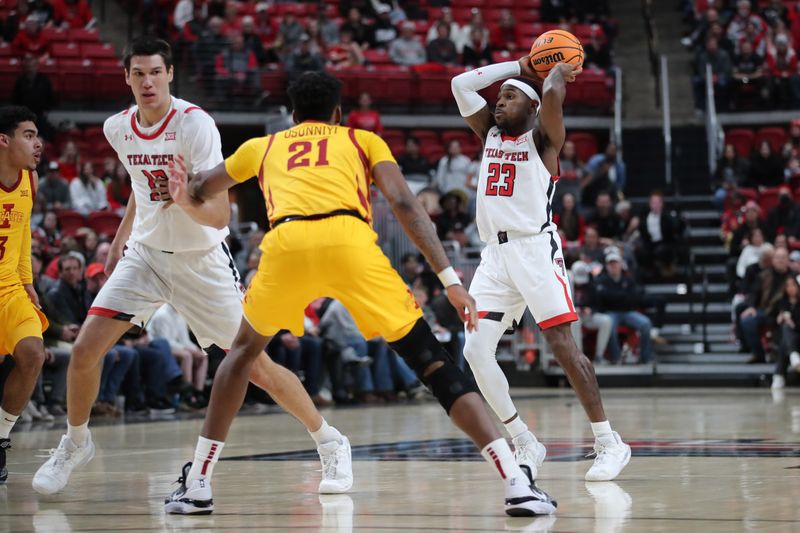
451, 55, 630, 486
570, 261, 614, 365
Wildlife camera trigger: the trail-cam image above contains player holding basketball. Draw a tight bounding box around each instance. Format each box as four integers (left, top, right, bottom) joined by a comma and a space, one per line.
0, 106, 48, 485
163, 71, 557, 517
451, 56, 631, 481
32, 37, 352, 497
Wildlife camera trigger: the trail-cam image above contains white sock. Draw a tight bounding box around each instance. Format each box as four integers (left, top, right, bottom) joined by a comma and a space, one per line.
309, 419, 342, 446
481, 438, 530, 498
504, 415, 529, 441
67, 421, 90, 447
187, 436, 225, 482
0, 408, 18, 439
591, 420, 613, 439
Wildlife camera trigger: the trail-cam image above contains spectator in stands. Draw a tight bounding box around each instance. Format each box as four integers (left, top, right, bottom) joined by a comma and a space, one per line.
579, 226, 606, 265
220, 0, 241, 35
731, 40, 766, 109
427, 7, 460, 46
173, 0, 201, 31
316, 10, 339, 46
587, 192, 624, 245
638, 191, 684, 280
76, 228, 99, 264
148, 304, 208, 408
11, 16, 49, 59
570, 261, 614, 365
785, 119, 800, 158
684, 7, 719, 51
12, 55, 55, 137
106, 162, 131, 214
47, 252, 90, 324
397, 136, 433, 193
327, 28, 365, 68
766, 34, 798, 106
727, 0, 767, 44
457, 9, 489, 54
347, 92, 383, 135
737, 20, 766, 57
490, 9, 519, 53
746, 140, 785, 190
554, 192, 585, 246
252, 3, 279, 52
341, 7, 371, 47
765, 187, 800, 241
51, 0, 95, 29
463, 27, 492, 68
728, 201, 766, 279
240, 16, 270, 65
555, 140, 587, 211
303, 19, 326, 55
34, 211, 62, 260
737, 228, 768, 279
58, 140, 80, 181
177, 2, 208, 57
791, 250, 800, 274
214, 30, 260, 100
434, 139, 471, 196
595, 251, 655, 364
427, 22, 458, 65
734, 243, 774, 325
714, 144, 749, 206
771, 275, 800, 389
39, 161, 71, 210
399, 252, 421, 286
267, 326, 328, 406
434, 190, 471, 246
693, 36, 733, 111
584, 142, 626, 206
740, 246, 791, 363
285, 34, 325, 84
278, 13, 307, 53
389, 21, 426, 66
584, 26, 613, 70
70, 161, 108, 216
195, 16, 230, 85
370, 4, 398, 49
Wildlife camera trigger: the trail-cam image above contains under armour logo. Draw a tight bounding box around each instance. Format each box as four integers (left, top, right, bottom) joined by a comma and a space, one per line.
476, 70, 484, 75
124, 134, 133, 141
165, 132, 176, 141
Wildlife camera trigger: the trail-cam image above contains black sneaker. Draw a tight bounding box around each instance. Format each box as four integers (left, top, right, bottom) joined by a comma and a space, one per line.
148, 398, 176, 415
505, 482, 558, 517
0, 438, 10, 484
164, 462, 214, 515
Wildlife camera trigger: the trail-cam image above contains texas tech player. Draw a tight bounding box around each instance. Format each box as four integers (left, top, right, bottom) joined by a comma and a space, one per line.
32, 37, 352, 503
450, 57, 630, 482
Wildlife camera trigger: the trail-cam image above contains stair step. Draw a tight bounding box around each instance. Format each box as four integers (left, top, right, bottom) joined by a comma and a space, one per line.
661, 323, 732, 335
658, 354, 753, 363
688, 227, 721, 238
656, 343, 740, 355
656, 363, 774, 375
684, 210, 721, 221
659, 332, 731, 343
666, 302, 730, 313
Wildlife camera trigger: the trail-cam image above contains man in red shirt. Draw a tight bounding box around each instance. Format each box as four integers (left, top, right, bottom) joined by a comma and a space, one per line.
346, 92, 383, 135
767, 34, 798, 106
11, 18, 50, 59
52, 0, 95, 29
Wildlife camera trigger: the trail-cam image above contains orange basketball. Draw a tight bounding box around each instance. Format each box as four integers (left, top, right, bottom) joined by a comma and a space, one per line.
529, 30, 584, 79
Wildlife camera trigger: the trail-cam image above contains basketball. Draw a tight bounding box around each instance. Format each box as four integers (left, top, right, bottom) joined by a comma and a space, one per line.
529, 30, 584, 79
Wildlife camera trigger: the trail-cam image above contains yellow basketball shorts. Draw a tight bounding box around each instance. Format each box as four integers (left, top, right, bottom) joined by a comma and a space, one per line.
243, 216, 422, 342
0, 285, 48, 356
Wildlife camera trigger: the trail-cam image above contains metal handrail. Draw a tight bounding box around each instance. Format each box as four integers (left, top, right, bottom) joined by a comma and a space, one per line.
613, 66, 623, 156
705, 64, 722, 177
660, 55, 673, 191
700, 264, 710, 351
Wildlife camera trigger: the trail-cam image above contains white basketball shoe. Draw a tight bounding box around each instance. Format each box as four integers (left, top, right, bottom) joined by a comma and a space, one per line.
513, 432, 547, 484
318, 436, 353, 494
585, 432, 631, 481
32, 434, 95, 495
164, 462, 214, 515
505, 480, 558, 517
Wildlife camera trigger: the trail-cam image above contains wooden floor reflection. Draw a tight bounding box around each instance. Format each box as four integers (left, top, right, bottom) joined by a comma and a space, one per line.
2, 388, 800, 532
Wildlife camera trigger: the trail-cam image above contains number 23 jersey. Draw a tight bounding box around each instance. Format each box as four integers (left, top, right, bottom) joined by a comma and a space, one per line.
103, 97, 228, 252
476, 126, 558, 243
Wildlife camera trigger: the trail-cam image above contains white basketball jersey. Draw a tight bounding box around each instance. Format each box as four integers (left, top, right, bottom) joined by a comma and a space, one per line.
475, 126, 558, 242
104, 97, 228, 252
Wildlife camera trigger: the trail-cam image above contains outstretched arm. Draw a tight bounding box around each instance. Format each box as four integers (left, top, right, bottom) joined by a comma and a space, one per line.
539, 63, 581, 152
451, 59, 524, 141
373, 160, 478, 331
168, 155, 238, 214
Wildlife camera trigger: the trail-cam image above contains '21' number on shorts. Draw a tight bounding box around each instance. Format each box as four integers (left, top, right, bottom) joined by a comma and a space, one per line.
485, 163, 516, 197
143, 169, 169, 201
287, 139, 330, 171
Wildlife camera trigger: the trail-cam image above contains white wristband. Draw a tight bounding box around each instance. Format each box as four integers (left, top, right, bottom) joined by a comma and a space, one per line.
437, 266, 461, 288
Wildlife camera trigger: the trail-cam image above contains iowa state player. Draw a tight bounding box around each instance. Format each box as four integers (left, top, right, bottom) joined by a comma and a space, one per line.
32, 37, 352, 498
0, 106, 48, 485
451, 58, 630, 482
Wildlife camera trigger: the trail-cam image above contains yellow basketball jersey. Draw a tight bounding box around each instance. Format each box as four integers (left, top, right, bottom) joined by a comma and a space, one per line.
225, 122, 395, 226
0, 169, 35, 290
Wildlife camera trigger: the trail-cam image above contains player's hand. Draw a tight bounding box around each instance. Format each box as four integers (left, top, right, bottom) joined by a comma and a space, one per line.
552, 62, 582, 82
167, 155, 192, 209
446, 285, 479, 333
105, 245, 123, 276
24, 283, 40, 309
518, 55, 538, 79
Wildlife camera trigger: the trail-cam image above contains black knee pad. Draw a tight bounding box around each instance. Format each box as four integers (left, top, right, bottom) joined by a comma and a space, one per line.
388, 319, 478, 413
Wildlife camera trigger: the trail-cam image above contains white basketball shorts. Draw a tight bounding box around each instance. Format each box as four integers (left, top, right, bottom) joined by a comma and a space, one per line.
468, 231, 578, 329
89, 240, 244, 349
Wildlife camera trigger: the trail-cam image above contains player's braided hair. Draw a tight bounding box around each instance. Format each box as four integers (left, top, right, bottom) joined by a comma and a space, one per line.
0, 106, 36, 136
288, 71, 343, 123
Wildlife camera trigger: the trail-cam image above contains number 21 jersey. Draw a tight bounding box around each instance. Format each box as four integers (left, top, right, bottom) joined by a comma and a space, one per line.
103, 97, 228, 252
476, 126, 558, 242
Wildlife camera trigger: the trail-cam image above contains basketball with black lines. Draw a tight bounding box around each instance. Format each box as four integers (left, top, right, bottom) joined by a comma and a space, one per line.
529, 30, 584, 79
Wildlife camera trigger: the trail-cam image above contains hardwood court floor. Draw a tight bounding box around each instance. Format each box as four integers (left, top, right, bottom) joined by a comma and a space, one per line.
2, 388, 799, 532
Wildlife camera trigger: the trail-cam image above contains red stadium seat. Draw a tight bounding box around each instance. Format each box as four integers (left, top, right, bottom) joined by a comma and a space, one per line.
51, 42, 80, 59
514, 9, 542, 23
420, 143, 445, 162
414, 70, 453, 108
758, 187, 783, 212
441, 130, 471, 146
363, 48, 392, 65
566, 132, 598, 162
55, 210, 87, 237
80, 42, 117, 60
68, 28, 100, 42
0, 57, 19, 99
410, 130, 440, 144
754, 127, 787, 154
383, 129, 406, 144
260, 68, 286, 103
91, 66, 130, 103
725, 128, 755, 157
87, 212, 122, 238
517, 23, 545, 40
579, 78, 614, 109
41, 27, 68, 42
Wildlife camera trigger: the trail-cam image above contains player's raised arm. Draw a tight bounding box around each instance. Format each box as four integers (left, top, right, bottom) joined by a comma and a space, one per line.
372, 160, 478, 331
451, 59, 528, 141
168, 156, 237, 209
539, 63, 581, 152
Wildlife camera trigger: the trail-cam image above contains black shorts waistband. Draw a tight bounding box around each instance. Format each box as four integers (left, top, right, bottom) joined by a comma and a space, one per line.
270, 209, 366, 230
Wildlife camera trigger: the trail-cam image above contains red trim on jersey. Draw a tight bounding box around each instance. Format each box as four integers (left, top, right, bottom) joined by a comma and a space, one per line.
500, 134, 520, 142
88, 306, 123, 319
122, 108, 130, 115
27, 170, 35, 202
257, 135, 276, 217
553, 270, 576, 314
0, 170, 23, 192
551, 175, 560, 183
539, 311, 578, 330
347, 128, 372, 221
184, 106, 203, 114
130, 108, 178, 140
